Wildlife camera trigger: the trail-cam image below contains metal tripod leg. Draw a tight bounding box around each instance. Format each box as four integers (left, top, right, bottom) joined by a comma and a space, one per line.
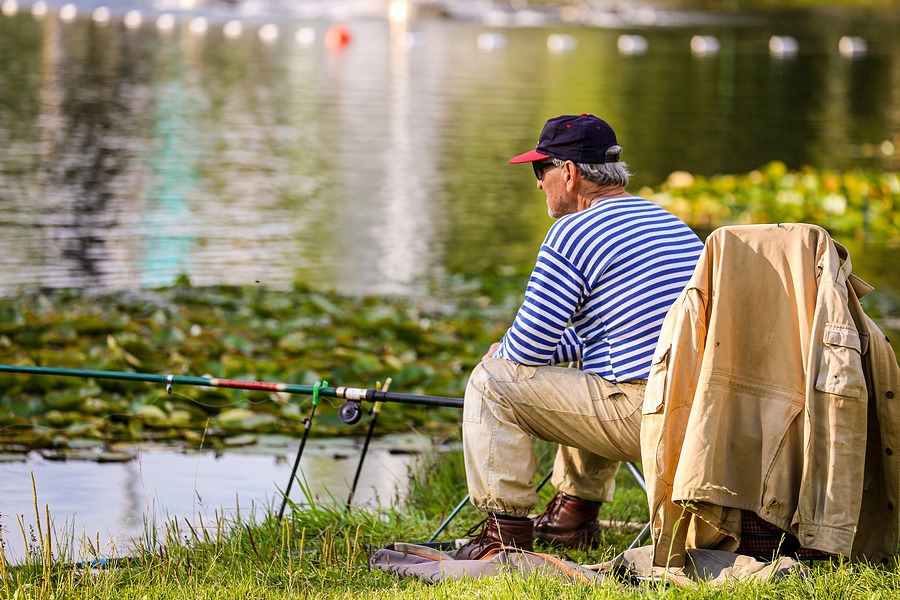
427, 469, 553, 543
624, 462, 652, 549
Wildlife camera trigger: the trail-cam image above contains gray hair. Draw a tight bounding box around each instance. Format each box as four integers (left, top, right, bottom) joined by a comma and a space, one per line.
549, 154, 632, 187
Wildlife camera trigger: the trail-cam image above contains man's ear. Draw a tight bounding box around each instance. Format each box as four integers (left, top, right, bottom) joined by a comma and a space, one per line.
563, 160, 578, 192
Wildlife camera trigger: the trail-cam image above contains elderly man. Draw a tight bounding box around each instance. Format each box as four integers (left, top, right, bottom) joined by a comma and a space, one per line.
455, 114, 704, 558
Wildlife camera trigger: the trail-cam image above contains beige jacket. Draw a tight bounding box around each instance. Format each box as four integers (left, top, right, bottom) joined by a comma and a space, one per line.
641, 223, 900, 567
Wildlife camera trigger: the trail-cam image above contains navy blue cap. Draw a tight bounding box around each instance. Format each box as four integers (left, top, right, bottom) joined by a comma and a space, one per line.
509, 113, 620, 164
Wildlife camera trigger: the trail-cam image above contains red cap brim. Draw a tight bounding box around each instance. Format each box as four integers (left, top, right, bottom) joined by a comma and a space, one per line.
509, 149, 549, 164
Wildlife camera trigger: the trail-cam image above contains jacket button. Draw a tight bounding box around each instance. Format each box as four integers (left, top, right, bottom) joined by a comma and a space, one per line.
888, 448, 894, 456
888, 391, 895, 399
889, 503, 895, 511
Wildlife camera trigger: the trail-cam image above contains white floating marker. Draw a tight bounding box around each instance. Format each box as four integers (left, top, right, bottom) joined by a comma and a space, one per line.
477, 32, 507, 52
547, 34, 576, 54
839, 36, 867, 58
189, 16, 208, 34
156, 13, 176, 31
258, 23, 279, 42
223, 19, 243, 38
123, 9, 142, 28
691, 35, 720, 56
402, 31, 425, 48
31, 0, 47, 17
91, 6, 110, 24
617, 34, 648, 55
295, 27, 315, 45
769, 35, 798, 58
1, 0, 18, 17
59, 3, 77, 22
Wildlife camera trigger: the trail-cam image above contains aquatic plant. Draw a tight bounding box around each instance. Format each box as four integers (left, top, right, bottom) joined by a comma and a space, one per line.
642, 161, 900, 243
0, 274, 524, 450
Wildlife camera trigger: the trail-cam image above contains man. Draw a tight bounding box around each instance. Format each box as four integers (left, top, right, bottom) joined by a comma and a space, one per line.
455, 114, 704, 559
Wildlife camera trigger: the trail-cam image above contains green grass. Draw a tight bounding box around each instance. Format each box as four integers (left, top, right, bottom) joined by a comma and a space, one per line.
2, 442, 898, 598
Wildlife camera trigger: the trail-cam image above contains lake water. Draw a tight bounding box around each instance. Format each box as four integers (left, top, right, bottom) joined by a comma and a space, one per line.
0, 0, 897, 295
1, 434, 432, 563
1, 0, 899, 564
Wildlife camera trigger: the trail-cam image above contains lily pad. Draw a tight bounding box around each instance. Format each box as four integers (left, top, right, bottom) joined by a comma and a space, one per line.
222, 434, 258, 447
39, 448, 135, 462
0, 452, 28, 463
277, 331, 308, 353
215, 408, 278, 430
135, 405, 169, 425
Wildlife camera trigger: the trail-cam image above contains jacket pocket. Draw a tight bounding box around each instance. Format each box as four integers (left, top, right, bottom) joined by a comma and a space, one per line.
814, 323, 865, 398
643, 345, 670, 415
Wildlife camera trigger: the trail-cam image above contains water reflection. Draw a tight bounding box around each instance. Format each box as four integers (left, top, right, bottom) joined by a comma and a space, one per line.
137, 39, 201, 287
1, 436, 425, 563
0, 4, 896, 294
374, 4, 437, 291
24, 15, 150, 290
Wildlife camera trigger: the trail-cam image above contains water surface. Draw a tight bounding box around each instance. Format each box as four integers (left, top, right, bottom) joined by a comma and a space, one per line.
1, 434, 429, 562
0, 1, 897, 295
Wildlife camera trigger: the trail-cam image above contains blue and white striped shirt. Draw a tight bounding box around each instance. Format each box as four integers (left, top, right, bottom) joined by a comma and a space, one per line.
494, 196, 703, 382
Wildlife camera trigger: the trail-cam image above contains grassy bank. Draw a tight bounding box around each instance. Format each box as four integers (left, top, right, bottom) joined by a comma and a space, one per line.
2, 443, 898, 598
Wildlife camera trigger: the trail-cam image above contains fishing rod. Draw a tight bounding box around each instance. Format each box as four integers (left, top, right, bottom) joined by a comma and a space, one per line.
0, 365, 463, 409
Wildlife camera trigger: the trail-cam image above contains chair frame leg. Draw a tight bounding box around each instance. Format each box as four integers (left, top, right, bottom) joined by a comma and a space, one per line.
623, 462, 651, 548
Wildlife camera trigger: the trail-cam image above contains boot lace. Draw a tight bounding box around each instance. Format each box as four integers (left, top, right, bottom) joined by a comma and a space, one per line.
464, 517, 490, 543
533, 492, 564, 527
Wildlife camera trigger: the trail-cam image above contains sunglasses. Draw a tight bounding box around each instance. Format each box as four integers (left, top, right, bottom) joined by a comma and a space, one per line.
533, 160, 558, 181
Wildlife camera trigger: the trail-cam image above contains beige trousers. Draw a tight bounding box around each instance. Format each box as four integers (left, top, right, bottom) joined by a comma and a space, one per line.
463, 358, 645, 517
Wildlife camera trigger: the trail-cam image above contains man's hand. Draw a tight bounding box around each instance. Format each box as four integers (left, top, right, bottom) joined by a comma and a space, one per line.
482, 342, 501, 361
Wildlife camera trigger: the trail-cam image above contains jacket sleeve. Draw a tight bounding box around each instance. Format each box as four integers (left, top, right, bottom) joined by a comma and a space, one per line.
641, 278, 709, 568
848, 306, 900, 562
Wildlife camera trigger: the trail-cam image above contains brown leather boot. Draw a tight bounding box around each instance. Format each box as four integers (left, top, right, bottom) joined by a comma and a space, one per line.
452, 514, 534, 560
532, 492, 604, 550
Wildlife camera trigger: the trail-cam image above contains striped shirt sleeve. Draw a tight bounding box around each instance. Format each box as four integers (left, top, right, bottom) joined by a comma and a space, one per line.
491, 196, 703, 382
494, 244, 584, 366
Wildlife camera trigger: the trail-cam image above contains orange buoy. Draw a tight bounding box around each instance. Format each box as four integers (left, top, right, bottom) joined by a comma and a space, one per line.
324, 24, 351, 50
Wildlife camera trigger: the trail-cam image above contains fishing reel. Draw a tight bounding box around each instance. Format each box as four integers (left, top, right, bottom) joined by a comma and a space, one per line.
339, 400, 363, 425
